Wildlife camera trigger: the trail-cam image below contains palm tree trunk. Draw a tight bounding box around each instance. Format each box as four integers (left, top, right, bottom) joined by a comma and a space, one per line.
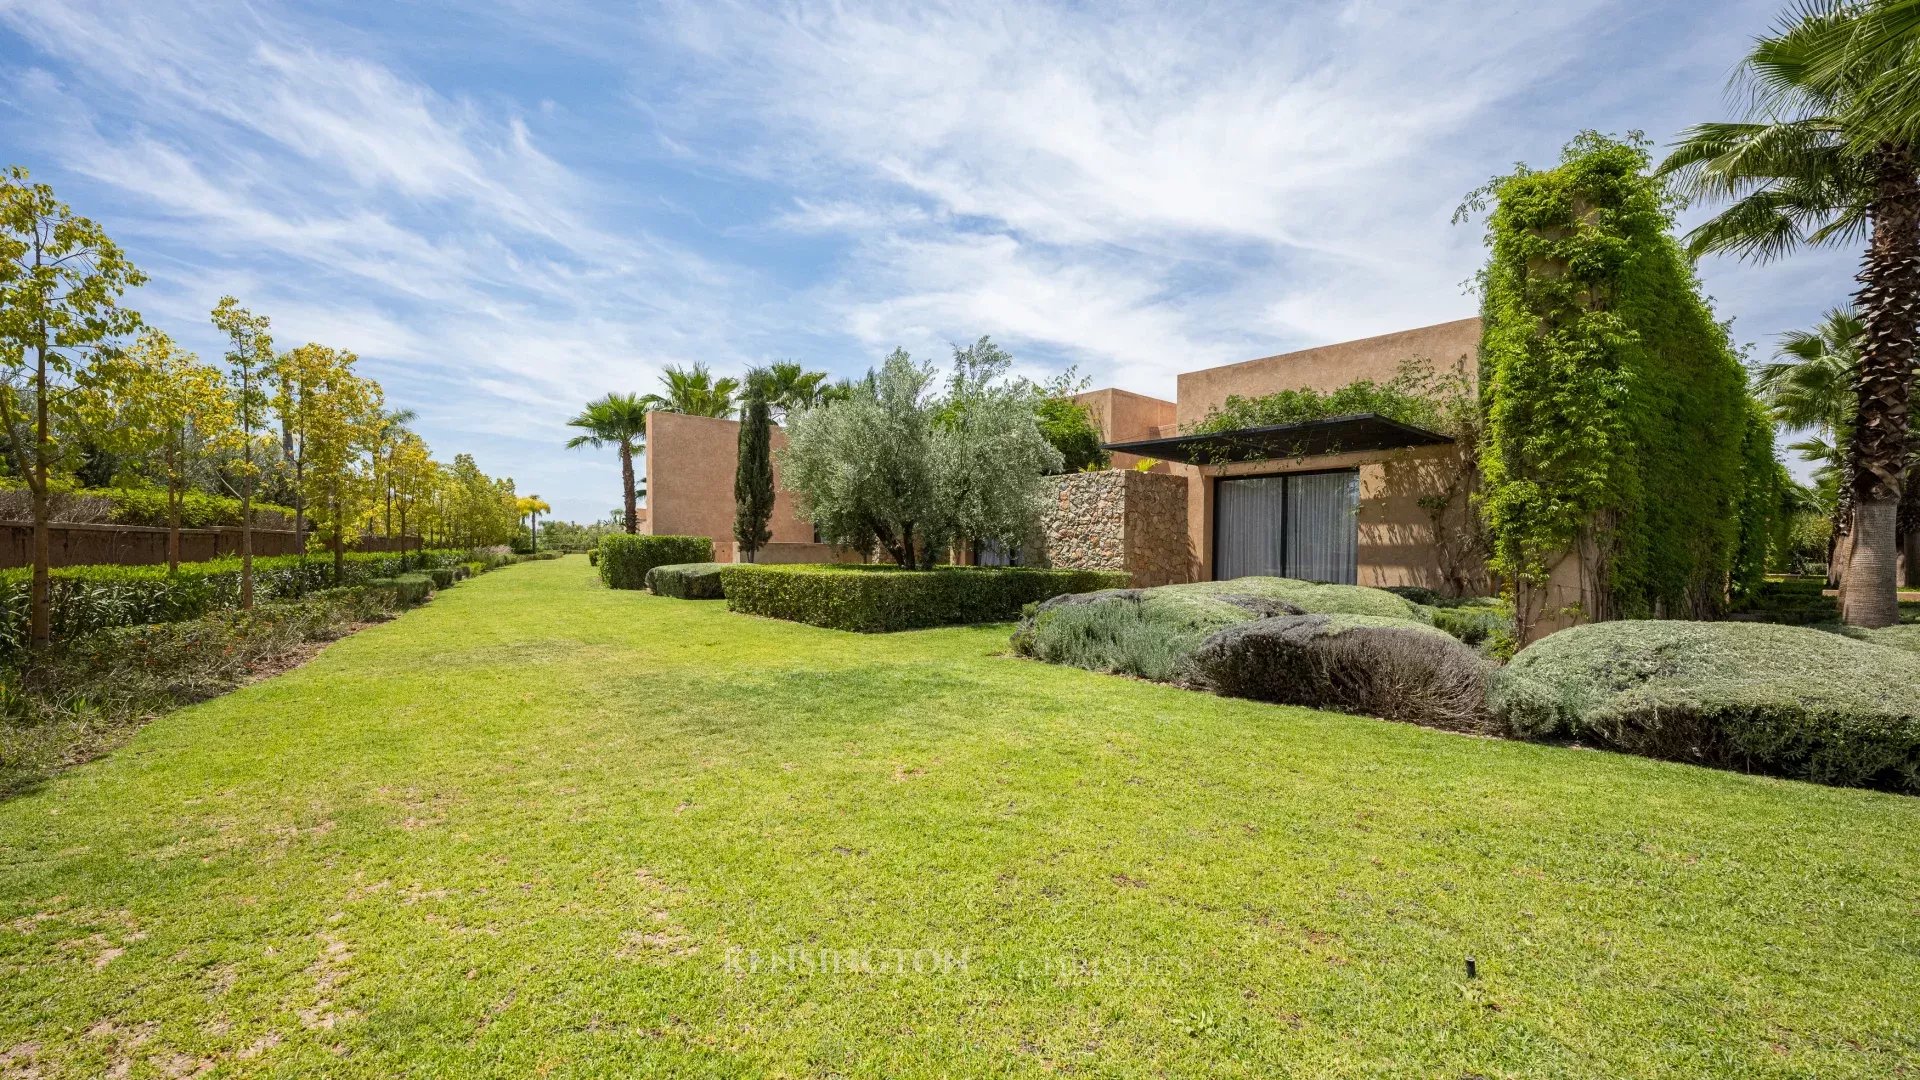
1841, 144, 1920, 628
620, 443, 638, 534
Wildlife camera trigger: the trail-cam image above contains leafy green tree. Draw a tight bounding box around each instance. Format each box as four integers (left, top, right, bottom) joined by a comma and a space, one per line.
76, 329, 236, 572
781, 340, 1061, 568
639, 363, 739, 418
373, 406, 418, 537
933, 338, 1065, 559
566, 392, 650, 533
293, 349, 382, 583
1659, 3, 1917, 627
389, 431, 433, 568
1034, 387, 1108, 474
0, 166, 147, 646
734, 378, 775, 561
211, 296, 275, 609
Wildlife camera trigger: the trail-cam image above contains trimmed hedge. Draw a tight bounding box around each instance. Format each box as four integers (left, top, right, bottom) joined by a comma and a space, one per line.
364, 574, 436, 607
646, 562, 727, 600
722, 564, 1131, 632
1494, 621, 1920, 792
421, 566, 457, 590
0, 549, 474, 654
1184, 614, 1494, 732
599, 535, 714, 590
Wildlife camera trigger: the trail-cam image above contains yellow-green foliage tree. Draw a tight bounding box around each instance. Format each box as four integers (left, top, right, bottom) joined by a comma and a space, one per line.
0, 167, 147, 647
290, 347, 382, 583
389, 431, 435, 568
518, 494, 551, 551
76, 329, 236, 572
210, 296, 275, 609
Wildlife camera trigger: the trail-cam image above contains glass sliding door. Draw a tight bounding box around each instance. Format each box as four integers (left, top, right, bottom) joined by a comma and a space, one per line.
1214, 475, 1287, 580
1284, 470, 1359, 584
1213, 469, 1358, 584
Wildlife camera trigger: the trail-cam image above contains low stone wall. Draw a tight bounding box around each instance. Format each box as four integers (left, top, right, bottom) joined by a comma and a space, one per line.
1036, 470, 1193, 586
1121, 470, 1193, 586
0, 522, 421, 569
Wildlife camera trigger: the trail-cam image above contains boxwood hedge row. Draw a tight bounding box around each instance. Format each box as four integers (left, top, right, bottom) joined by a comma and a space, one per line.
721, 564, 1131, 632
598, 535, 713, 590
0, 549, 472, 655
646, 562, 727, 600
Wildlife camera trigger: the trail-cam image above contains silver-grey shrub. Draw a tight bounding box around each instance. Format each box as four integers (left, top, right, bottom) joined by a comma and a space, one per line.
1493, 621, 1920, 791
1183, 614, 1495, 732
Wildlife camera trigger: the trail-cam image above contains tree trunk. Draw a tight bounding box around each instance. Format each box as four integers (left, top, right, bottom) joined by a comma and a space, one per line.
29, 342, 51, 649
1841, 144, 1920, 628
1844, 501, 1902, 625
620, 443, 638, 534
28, 486, 49, 650
332, 489, 345, 584
164, 444, 181, 574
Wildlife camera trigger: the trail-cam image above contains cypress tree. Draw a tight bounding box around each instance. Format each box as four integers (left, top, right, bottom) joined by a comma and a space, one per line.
734, 382, 774, 561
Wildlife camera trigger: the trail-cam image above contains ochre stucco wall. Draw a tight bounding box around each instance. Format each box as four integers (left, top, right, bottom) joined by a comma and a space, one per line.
1176, 444, 1485, 591
1071, 387, 1176, 472
642, 411, 820, 561
1174, 318, 1481, 429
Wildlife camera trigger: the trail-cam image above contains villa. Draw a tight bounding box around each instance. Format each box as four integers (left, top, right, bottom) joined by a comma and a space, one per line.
637, 317, 1490, 596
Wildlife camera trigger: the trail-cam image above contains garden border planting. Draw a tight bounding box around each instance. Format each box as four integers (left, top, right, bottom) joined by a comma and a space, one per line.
598, 534, 713, 590
723, 563, 1130, 632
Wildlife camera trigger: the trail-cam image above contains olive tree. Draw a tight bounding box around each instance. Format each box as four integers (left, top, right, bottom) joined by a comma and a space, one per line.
780, 338, 1061, 568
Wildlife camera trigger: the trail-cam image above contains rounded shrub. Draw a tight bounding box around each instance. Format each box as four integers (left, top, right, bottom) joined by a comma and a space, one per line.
1183, 614, 1494, 732
1013, 589, 1249, 682
1494, 621, 1920, 792
1013, 576, 1444, 682
1157, 578, 1429, 622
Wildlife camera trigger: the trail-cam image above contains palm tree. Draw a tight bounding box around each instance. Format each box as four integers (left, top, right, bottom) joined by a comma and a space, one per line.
519, 494, 552, 551
638, 363, 739, 419
1658, 2, 1918, 627
1757, 309, 1862, 579
753, 361, 833, 421
566, 393, 650, 533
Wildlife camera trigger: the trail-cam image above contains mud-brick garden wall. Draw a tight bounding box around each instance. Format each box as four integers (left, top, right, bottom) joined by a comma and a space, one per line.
1037, 470, 1192, 586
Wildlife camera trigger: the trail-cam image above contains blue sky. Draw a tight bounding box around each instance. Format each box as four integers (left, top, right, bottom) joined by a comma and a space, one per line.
0, 0, 1855, 523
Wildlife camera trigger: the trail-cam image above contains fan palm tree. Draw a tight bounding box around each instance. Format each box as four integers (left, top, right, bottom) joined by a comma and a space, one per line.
1757, 308, 1863, 579
752, 361, 833, 421
1658, 1, 1918, 627
565, 393, 650, 533
638, 363, 739, 419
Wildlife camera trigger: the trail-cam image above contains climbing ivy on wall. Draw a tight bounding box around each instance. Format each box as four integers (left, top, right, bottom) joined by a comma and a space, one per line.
1469, 132, 1767, 627
1189, 359, 1474, 438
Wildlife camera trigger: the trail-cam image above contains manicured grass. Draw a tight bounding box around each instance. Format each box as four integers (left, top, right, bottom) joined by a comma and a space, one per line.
2, 555, 1917, 1077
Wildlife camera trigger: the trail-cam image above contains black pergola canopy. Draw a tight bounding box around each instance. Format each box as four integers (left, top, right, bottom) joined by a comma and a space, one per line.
1101, 412, 1452, 466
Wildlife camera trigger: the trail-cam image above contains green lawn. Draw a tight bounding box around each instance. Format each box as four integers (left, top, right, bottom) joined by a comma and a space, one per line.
2, 556, 1917, 1077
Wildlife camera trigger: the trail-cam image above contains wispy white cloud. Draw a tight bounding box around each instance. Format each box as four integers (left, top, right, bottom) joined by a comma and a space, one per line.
0, 0, 1851, 514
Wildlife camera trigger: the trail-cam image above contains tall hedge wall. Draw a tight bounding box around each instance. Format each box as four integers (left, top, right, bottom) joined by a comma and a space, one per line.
1474, 133, 1772, 629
